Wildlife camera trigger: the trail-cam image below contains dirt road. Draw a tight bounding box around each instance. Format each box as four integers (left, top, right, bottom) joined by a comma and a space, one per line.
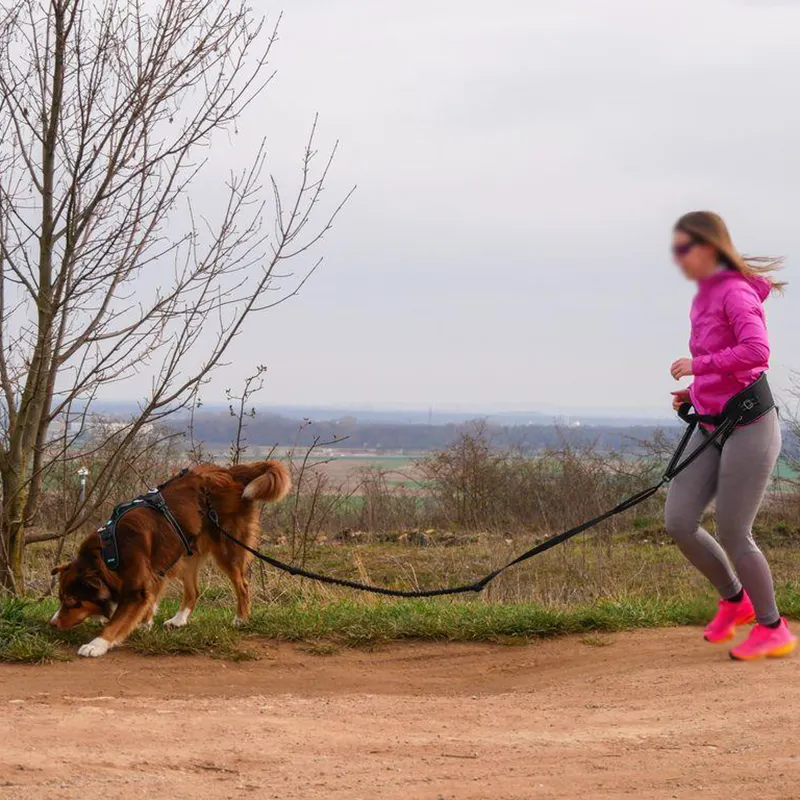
1, 628, 799, 799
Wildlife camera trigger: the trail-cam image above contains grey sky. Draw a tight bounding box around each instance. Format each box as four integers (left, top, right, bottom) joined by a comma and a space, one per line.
178, 0, 800, 414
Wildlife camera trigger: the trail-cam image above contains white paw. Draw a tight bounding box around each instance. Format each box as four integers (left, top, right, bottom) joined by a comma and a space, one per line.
232, 615, 246, 628
164, 608, 191, 629
77, 637, 111, 658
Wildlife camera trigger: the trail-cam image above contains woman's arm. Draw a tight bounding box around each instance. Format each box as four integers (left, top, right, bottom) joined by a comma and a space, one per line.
691, 286, 770, 376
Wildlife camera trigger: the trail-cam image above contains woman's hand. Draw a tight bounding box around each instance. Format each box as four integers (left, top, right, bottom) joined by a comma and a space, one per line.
671, 389, 690, 411
670, 358, 694, 380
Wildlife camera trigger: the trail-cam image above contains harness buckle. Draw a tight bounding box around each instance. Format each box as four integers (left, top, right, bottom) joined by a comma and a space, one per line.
145, 489, 166, 509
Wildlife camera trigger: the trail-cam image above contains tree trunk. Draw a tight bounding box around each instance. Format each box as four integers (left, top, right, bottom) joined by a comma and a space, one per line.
0, 1, 64, 595
0, 466, 28, 594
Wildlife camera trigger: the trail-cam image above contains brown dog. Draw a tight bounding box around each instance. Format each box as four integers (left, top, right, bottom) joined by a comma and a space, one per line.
51, 460, 290, 657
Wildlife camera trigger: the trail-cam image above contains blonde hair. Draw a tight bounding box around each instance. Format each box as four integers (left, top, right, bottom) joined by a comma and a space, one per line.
674, 210, 786, 292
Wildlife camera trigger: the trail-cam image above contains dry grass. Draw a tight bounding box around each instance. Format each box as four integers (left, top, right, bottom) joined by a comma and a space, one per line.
24, 527, 800, 609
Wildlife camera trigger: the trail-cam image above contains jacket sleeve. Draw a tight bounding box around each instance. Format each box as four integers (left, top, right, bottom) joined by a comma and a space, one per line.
691, 285, 770, 376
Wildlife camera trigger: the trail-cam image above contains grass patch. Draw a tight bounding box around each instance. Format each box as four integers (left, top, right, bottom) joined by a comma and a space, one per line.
128, 624, 253, 661
127, 603, 255, 661
0, 597, 82, 664
243, 595, 717, 645
5, 583, 800, 665
0, 593, 718, 664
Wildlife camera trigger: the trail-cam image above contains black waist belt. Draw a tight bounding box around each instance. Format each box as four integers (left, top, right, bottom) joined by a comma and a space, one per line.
99, 472, 193, 572
677, 373, 775, 447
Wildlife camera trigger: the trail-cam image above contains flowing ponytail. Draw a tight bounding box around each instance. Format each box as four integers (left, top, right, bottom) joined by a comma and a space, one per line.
674, 211, 786, 292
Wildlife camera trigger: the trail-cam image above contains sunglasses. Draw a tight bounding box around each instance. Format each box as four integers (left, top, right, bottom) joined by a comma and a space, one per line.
672, 239, 699, 258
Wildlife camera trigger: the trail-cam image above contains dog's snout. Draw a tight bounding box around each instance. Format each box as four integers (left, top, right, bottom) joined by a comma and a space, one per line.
49, 612, 61, 628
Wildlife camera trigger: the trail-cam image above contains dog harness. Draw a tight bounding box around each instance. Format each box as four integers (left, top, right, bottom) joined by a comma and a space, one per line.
98, 471, 194, 572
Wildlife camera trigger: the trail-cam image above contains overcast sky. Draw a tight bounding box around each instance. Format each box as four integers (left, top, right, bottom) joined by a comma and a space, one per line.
180, 0, 800, 415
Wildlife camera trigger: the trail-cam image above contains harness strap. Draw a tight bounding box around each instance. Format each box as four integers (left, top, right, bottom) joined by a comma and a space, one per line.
141, 490, 194, 557
98, 486, 194, 573
99, 526, 121, 571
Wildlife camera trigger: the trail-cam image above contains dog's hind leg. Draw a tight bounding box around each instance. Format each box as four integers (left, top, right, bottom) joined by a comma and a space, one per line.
164, 556, 201, 629
208, 532, 253, 626
230, 566, 251, 628
217, 557, 251, 627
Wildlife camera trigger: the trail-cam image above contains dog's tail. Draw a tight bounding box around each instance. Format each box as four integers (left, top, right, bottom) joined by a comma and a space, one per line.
233, 459, 291, 503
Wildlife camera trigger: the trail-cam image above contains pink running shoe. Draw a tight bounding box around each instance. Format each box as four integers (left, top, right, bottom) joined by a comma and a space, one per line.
730, 618, 797, 661
703, 593, 755, 643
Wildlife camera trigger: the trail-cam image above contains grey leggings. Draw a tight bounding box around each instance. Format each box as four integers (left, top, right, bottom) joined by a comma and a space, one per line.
664, 409, 781, 625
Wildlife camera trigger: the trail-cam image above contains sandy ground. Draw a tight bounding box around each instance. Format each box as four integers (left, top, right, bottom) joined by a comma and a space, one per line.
1, 628, 799, 800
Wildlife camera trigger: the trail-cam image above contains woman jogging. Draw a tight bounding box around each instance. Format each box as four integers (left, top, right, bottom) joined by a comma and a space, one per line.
666, 210, 795, 661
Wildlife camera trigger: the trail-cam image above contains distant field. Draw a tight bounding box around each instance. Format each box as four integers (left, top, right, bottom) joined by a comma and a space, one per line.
303, 454, 415, 468
208, 447, 798, 494
302, 454, 422, 491
206, 449, 423, 491
776, 461, 800, 481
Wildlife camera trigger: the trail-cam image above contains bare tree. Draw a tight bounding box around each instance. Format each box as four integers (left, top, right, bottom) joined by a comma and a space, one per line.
186, 394, 213, 467
0, 0, 352, 593
226, 363, 267, 465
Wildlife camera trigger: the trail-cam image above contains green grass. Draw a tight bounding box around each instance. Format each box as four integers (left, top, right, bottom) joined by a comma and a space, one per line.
0, 597, 70, 663
242, 595, 717, 643
128, 611, 253, 660
5, 587, 800, 665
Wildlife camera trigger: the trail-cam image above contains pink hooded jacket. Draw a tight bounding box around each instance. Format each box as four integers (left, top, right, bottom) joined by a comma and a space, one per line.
688, 269, 771, 417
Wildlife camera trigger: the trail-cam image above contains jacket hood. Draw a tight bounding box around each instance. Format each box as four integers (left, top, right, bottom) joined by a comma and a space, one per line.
704, 268, 771, 303
747, 273, 771, 303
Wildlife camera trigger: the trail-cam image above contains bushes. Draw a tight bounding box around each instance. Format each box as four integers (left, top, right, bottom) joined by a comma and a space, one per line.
258, 423, 667, 546
416, 423, 662, 535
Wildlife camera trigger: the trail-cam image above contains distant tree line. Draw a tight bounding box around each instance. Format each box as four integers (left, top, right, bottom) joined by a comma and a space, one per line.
184, 410, 675, 453
181, 410, 800, 458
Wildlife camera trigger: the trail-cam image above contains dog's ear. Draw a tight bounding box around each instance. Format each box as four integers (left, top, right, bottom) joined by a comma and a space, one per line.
86, 575, 111, 600
51, 564, 67, 577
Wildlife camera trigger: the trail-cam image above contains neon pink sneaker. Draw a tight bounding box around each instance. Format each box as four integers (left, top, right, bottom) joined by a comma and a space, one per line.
703, 593, 755, 643
730, 618, 797, 661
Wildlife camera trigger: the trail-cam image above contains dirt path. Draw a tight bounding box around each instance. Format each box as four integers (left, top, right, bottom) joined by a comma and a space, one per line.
1, 628, 799, 799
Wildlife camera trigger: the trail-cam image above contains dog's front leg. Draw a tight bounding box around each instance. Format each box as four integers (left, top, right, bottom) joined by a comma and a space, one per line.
77, 595, 151, 658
